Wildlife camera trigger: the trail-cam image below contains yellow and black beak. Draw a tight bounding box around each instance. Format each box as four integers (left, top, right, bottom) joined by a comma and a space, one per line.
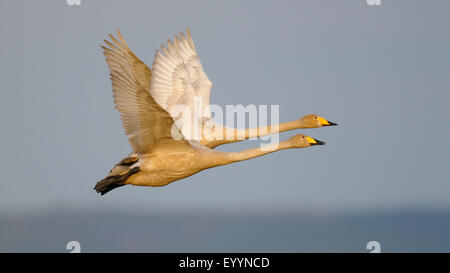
325, 121, 337, 126
306, 136, 326, 146
317, 116, 338, 127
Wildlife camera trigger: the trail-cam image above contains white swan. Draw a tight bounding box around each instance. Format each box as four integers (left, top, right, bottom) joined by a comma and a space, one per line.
95, 29, 335, 195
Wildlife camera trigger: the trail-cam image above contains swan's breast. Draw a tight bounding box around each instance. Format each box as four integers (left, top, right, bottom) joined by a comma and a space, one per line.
141, 152, 199, 172
127, 148, 227, 187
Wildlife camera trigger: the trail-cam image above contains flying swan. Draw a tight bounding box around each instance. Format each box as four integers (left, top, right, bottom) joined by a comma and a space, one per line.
94, 29, 337, 195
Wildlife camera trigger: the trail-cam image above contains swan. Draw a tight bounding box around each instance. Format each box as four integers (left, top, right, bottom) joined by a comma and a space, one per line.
94, 29, 335, 195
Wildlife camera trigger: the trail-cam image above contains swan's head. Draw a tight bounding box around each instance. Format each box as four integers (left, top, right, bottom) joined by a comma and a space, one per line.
299, 114, 337, 128
289, 134, 325, 148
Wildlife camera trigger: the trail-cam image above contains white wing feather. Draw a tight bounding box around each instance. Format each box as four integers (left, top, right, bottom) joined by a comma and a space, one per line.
102, 30, 191, 155
150, 28, 213, 139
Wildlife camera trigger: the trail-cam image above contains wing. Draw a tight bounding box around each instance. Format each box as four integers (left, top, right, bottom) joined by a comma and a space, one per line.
102, 29, 151, 91
150, 28, 213, 138
102, 31, 191, 155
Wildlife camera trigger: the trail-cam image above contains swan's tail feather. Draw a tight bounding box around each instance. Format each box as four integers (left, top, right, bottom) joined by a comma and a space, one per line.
94, 166, 140, 195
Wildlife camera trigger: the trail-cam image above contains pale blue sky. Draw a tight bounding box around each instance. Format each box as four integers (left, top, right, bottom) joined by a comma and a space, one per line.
0, 0, 449, 214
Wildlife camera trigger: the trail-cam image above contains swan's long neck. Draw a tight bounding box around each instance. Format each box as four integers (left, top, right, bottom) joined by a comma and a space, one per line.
229, 120, 301, 139
222, 141, 293, 165
207, 120, 302, 148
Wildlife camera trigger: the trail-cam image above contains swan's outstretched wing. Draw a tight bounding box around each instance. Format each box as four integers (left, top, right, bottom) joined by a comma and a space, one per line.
150, 28, 213, 138
102, 31, 191, 155
102, 30, 151, 91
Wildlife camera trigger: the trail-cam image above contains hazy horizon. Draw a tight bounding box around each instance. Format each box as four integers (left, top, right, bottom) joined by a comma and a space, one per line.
2, 208, 450, 252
